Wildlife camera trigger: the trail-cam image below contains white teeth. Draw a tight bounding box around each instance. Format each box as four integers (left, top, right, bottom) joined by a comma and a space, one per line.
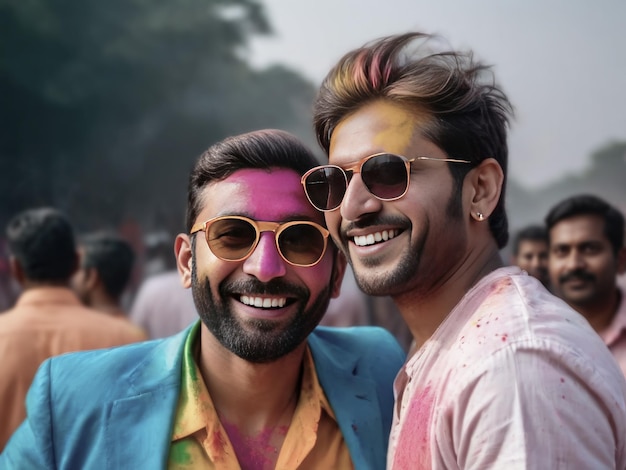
354, 230, 398, 246
240, 295, 287, 308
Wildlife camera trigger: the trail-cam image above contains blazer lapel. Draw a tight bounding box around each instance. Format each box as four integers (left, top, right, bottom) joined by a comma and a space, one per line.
106, 328, 189, 468
309, 331, 384, 470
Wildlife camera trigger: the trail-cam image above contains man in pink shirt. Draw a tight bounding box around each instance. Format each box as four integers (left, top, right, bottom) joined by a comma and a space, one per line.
303, 31, 626, 468
547, 194, 626, 376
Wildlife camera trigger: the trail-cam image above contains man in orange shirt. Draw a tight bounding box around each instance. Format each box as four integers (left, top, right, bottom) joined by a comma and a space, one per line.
0, 207, 147, 450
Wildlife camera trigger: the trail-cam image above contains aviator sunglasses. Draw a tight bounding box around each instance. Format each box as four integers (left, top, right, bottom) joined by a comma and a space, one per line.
190, 215, 330, 267
301, 153, 472, 212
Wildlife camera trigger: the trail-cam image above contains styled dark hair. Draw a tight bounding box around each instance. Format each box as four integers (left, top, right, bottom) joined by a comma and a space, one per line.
511, 225, 548, 256
186, 129, 320, 232
80, 232, 135, 299
313, 32, 514, 248
545, 194, 625, 255
6, 207, 76, 282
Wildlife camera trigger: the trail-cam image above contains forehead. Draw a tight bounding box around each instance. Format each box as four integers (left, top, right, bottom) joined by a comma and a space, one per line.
329, 100, 435, 163
518, 239, 548, 253
197, 168, 322, 223
550, 214, 606, 243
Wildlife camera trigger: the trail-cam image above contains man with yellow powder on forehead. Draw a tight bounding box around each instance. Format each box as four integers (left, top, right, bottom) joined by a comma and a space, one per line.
302, 32, 626, 468
1, 129, 405, 469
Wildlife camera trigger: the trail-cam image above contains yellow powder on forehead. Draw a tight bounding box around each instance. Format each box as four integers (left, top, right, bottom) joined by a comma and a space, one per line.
370, 102, 417, 150
330, 100, 433, 160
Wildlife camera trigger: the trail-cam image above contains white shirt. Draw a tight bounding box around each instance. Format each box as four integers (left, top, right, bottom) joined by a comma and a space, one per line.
388, 267, 626, 469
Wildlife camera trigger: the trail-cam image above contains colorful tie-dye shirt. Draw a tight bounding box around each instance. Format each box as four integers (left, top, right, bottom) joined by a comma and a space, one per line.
168, 322, 351, 469
387, 266, 626, 469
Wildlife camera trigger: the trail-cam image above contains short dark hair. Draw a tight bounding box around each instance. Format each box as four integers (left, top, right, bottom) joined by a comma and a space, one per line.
6, 207, 76, 282
545, 194, 625, 255
80, 232, 135, 299
186, 129, 320, 232
313, 32, 514, 248
511, 225, 548, 256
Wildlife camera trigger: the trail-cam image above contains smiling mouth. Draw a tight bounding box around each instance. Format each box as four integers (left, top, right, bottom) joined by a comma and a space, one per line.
353, 229, 400, 247
240, 295, 288, 308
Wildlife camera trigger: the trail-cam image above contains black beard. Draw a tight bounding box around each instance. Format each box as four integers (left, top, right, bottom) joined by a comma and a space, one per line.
190, 260, 333, 363
340, 189, 464, 297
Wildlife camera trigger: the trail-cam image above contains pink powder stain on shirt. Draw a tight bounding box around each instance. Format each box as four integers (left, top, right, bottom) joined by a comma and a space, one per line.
392, 385, 435, 470
489, 278, 513, 296
221, 421, 278, 470
211, 430, 228, 453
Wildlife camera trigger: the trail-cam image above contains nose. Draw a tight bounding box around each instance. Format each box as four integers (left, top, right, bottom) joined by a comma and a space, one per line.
242, 232, 287, 282
339, 173, 383, 221
529, 255, 542, 270
564, 249, 586, 271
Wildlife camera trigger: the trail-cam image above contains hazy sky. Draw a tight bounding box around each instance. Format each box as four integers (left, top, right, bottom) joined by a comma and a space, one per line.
248, 0, 626, 189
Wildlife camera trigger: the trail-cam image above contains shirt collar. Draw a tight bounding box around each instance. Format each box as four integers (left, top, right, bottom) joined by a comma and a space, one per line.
171, 324, 335, 442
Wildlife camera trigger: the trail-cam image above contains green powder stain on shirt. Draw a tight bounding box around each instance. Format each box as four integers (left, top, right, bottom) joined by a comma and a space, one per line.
169, 441, 193, 465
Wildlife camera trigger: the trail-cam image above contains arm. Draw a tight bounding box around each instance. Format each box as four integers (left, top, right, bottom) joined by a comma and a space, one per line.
439, 343, 625, 469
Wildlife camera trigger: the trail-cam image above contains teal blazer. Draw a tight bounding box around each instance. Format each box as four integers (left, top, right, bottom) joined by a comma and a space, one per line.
1, 324, 405, 469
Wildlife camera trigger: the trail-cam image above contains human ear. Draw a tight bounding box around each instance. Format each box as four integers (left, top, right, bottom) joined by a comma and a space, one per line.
175, 234, 193, 289
467, 158, 504, 221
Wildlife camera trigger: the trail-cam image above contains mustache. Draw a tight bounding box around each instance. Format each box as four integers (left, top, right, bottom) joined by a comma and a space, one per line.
342, 214, 410, 234
559, 269, 595, 284
218, 278, 309, 299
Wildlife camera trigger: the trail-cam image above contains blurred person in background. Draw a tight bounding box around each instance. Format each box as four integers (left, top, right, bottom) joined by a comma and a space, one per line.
0, 207, 147, 451
130, 268, 197, 339
1, 130, 405, 469
320, 264, 369, 327
546, 194, 626, 375
130, 231, 198, 339
509, 224, 550, 288
72, 231, 145, 325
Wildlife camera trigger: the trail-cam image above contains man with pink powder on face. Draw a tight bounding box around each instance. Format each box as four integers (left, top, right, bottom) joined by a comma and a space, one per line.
1, 130, 405, 469
302, 32, 626, 468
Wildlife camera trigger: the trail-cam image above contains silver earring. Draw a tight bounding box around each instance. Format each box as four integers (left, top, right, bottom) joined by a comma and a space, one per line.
476, 212, 484, 221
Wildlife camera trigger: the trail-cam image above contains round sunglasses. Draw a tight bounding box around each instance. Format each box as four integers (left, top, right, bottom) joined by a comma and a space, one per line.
301, 153, 472, 212
190, 215, 330, 267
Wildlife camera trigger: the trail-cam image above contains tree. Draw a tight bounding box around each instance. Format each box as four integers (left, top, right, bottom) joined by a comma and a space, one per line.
0, 0, 317, 235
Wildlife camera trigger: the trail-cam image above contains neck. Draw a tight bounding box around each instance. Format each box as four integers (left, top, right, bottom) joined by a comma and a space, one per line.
574, 288, 621, 334
197, 326, 304, 435
394, 246, 503, 350
88, 291, 126, 317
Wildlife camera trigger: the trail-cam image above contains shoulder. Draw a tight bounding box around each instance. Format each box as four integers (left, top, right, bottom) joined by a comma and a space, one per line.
41, 329, 186, 398
311, 325, 402, 349
309, 326, 406, 369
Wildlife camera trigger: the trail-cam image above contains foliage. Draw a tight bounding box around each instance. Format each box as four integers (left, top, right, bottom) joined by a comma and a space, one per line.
0, 0, 317, 236
506, 140, 626, 235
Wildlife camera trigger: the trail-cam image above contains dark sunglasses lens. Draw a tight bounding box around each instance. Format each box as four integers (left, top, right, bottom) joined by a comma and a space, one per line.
207, 218, 257, 260
362, 154, 408, 199
278, 224, 326, 265
304, 167, 346, 211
